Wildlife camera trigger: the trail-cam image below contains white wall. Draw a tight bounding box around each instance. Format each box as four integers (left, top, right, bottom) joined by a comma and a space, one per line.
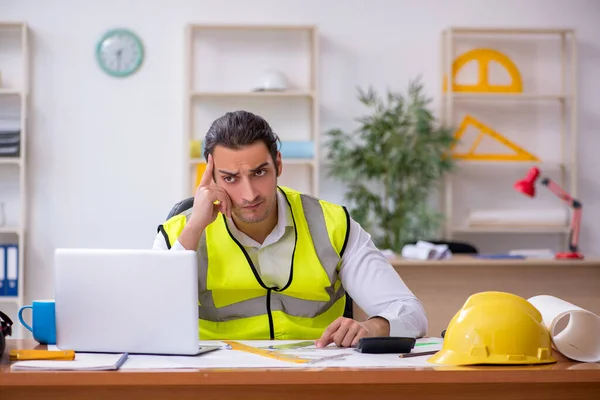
1, 0, 600, 308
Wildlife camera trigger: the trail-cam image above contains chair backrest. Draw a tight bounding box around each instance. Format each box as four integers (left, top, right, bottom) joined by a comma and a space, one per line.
167, 197, 194, 220
437, 241, 479, 254
406, 240, 479, 254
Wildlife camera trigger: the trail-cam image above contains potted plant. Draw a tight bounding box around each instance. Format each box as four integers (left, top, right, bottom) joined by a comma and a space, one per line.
325, 77, 456, 253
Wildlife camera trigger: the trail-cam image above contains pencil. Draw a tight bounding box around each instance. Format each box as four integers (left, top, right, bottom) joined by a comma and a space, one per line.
398, 350, 438, 358
9, 349, 76, 361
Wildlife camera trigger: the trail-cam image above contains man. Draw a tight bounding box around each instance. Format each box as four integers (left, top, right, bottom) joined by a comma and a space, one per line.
153, 110, 428, 348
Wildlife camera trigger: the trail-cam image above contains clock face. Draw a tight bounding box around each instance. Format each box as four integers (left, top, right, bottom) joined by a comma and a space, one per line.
96, 29, 144, 77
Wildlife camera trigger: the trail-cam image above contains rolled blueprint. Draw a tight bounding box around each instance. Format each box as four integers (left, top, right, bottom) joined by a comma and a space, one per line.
528, 295, 600, 363
401, 245, 433, 260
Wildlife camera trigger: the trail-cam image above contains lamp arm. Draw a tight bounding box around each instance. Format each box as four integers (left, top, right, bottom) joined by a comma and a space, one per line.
541, 177, 582, 252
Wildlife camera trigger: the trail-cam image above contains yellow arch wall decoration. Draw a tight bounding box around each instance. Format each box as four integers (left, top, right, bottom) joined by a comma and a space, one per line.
444, 48, 523, 93
451, 115, 540, 162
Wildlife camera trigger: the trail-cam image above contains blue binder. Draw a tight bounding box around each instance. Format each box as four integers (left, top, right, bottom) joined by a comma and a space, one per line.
280, 141, 314, 159
5, 244, 18, 297
0, 245, 6, 296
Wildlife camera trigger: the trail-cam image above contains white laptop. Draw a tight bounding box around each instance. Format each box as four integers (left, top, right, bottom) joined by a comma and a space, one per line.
53, 248, 219, 356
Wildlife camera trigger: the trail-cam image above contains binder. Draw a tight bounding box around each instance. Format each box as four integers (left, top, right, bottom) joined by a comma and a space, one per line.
6, 244, 17, 296
0, 245, 5, 296
279, 141, 314, 159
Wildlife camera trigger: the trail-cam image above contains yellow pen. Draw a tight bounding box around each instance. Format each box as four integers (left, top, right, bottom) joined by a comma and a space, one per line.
9, 349, 76, 361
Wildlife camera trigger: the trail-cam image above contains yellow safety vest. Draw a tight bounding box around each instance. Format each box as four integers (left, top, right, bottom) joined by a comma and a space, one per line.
157, 186, 350, 340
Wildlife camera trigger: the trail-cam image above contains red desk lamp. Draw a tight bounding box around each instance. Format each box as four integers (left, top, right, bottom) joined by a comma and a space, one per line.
514, 166, 583, 260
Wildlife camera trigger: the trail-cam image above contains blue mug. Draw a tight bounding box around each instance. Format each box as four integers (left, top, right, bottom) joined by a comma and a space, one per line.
18, 300, 56, 345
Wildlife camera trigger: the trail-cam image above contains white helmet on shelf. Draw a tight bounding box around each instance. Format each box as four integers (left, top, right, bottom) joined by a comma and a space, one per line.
253, 70, 288, 92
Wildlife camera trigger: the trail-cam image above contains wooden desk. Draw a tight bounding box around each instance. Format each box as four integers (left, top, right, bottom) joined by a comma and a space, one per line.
390, 255, 600, 267
2, 340, 600, 400
353, 256, 600, 336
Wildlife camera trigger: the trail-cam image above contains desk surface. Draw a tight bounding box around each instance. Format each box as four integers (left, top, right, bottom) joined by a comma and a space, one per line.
389, 255, 600, 267
2, 340, 600, 400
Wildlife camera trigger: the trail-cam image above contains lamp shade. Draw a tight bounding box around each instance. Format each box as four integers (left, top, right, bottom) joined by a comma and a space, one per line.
514, 167, 540, 197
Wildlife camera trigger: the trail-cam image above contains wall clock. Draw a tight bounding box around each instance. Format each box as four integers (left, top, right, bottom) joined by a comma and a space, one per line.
96, 28, 144, 78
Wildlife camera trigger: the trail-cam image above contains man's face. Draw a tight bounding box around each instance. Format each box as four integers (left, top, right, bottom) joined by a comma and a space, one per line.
212, 142, 281, 224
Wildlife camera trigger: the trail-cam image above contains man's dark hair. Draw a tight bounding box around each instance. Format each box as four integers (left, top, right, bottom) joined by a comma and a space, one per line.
203, 110, 281, 165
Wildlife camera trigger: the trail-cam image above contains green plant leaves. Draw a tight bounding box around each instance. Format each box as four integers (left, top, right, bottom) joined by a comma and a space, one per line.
325, 76, 456, 252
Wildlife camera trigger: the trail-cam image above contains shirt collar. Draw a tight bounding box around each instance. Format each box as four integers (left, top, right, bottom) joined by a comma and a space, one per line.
224, 189, 293, 247
276, 188, 294, 228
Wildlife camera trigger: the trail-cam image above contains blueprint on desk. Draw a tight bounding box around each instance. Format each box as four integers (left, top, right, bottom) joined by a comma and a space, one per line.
113, 337, 444, 370
46, 338, 444, 370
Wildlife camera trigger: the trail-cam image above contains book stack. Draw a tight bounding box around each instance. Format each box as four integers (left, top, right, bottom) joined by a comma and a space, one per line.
0, 119, 20, 158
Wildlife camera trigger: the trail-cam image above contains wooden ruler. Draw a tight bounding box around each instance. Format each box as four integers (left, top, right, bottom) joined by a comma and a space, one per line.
222, 341, 313, 364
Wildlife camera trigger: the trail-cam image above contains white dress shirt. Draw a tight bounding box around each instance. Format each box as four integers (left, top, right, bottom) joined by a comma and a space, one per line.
152, 191, 428, 337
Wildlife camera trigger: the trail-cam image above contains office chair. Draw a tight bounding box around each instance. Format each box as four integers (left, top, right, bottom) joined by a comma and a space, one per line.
164, 198, 355, 320
166, 197, 194, 220
0, 310, 13, 358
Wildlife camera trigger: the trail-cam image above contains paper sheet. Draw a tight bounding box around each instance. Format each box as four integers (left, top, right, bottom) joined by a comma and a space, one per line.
275, 338, 443, 368
122, 347, 301, 370
11, 352, 128, 371
45, 338, 444, 370
401, 241, 451, 260
528, 295, 600, 363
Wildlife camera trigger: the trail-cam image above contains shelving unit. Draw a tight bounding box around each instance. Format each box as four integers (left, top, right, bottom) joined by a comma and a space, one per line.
0, 21, 29, 338
190, 91, 313, 99
439, 27, 577, 242
184, 24, 320, 197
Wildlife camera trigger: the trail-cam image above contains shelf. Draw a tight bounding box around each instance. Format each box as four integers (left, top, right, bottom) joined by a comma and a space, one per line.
446, 27, 574, 36
0, 89, 23, 96
0, 20, 28, 339
451, 226, 570, 234
190, 158, 315, 166
187, 23, 320, 196
440, 25, 578, 248
0, 22, 26, 28
0, 227, 21, 235
444, 93, 567, 101
189, 24, 316, 31
0, 296, 20, 304
191, 91, 314, 99
0, 158, 22, 165
281, 158, 315, 165
453, 160, 567, 169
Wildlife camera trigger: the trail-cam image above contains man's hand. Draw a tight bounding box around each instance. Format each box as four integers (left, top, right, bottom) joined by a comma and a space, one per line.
178, 154, 232, 250
190, 154, 232, 228
315, 316, 390, 348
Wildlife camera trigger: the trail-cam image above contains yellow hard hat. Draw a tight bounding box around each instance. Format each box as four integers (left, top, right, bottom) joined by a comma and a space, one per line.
428, 291, 556, 366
